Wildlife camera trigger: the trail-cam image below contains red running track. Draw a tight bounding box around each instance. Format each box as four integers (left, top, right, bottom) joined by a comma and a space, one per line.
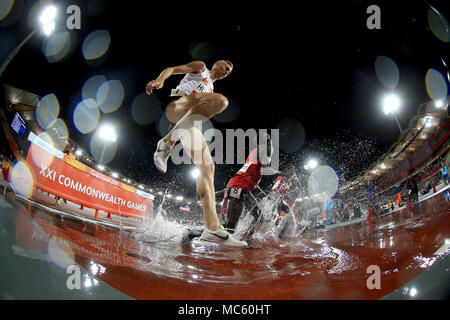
12, 187, 450, 299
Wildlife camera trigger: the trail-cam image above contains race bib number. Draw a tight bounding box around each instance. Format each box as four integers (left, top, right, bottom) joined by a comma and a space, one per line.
239, 163, 252, 173
229, 188, 242, 199
272, 180, 281, 190
193, 78, 213, 93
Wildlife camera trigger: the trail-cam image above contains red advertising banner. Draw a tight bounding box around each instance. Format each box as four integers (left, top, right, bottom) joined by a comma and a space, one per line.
25, 132, 154, 219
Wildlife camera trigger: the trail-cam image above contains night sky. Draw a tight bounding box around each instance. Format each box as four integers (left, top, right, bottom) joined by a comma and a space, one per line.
1, 0, 448, 198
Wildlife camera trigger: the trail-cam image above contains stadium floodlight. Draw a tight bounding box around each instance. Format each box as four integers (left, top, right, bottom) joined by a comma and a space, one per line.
0, 5, 58, 77
99, 125, 117, 142
382, 93, 403, 133
382, 94, 401, 115
304, 159, 318, 170
42, 22, 55, 36
39, 5, 57, 26
191, 167, 201, 179
96, 124, 117, 164
39, 5, 57, 36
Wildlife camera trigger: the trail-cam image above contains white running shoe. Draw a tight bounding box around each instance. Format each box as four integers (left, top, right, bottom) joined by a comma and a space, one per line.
153, 139, 173, 173
200, 225, 248, 247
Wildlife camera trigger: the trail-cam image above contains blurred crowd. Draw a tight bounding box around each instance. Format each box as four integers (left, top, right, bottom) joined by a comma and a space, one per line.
363, 153, 449, 218
270, 149, 450, 234
0, 152, 14, 182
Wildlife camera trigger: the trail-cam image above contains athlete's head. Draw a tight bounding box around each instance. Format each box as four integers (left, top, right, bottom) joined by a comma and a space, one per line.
212, 60, 233, 80
257, 132, 273, 165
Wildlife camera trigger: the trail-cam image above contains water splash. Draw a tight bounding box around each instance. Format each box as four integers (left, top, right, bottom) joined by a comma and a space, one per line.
233, 190, 311, 245
133, 190, 190, 244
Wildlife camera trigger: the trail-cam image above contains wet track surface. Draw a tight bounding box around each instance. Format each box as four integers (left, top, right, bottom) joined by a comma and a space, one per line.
1, 187, 450, 300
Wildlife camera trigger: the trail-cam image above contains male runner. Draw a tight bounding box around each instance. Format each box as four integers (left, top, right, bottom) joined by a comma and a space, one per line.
270, 171, 295, 224
276, 198, 310, 239
221, 134, 284, 235
146, 60, 247, 246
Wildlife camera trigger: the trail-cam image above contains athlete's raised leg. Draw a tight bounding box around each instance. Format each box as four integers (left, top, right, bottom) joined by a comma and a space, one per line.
153, 93, 228, 173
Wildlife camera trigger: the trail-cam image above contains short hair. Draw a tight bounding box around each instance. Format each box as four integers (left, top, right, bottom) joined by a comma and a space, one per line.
214, 60, 233, 70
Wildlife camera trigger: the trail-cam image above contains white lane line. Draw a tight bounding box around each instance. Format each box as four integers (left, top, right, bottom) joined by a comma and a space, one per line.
433, 239, 450, 256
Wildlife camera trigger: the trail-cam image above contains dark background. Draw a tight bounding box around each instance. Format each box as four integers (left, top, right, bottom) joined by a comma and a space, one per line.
0, 0, 448, 197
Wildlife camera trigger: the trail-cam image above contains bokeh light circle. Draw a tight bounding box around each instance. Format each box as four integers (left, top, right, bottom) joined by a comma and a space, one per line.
307, 165, 339, 201
96, 79, 125, 113
46, 118, 69, 151
375, 55, 400, 89
30, 132, 55, 169
157, 111, 172, 138
27, 1, 48, 29
1, 0, 21, 27
9, 161, 34, 199
0, 0, 14, 21
275, 118, 305, 153
90, 130, 118, 164
35, 93, 60, 129
131, 92, 161, 125
73, 98, 100, 133
47, 236, 75, 270
44, 30, 72, 63
427, 8, 450, 43
82, 29, 111, 60
82, 75, 107, 101
425, 68, 448, 102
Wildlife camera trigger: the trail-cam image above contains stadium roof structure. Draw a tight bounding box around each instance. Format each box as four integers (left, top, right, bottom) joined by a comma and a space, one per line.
339, 98, 449, 198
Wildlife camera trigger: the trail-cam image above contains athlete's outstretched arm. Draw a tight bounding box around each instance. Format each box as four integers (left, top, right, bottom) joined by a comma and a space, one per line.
146, 61, 206, 95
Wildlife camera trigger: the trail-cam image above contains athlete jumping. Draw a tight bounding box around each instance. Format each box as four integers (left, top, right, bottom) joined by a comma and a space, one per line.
146, 60, 248, 246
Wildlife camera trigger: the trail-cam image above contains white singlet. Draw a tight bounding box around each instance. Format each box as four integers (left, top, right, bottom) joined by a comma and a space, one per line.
172, 68, 214, 96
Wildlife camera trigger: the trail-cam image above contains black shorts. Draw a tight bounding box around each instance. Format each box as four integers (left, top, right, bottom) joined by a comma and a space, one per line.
222, 188, 257, 230
226, 187, 248, 201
